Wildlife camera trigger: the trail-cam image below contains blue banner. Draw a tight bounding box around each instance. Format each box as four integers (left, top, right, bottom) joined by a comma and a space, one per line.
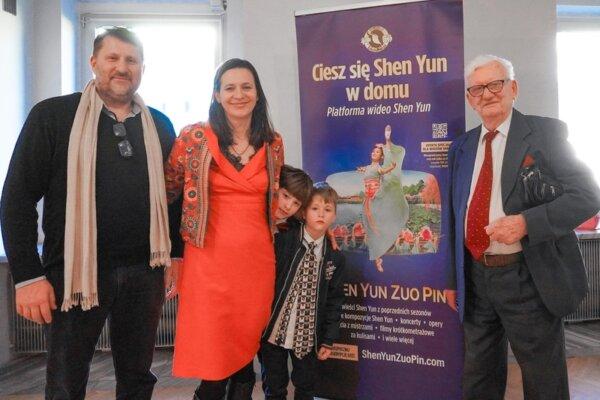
295, 1, 464, 398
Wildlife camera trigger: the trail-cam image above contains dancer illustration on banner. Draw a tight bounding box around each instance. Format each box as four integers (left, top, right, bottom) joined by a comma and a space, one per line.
326, 125, 442, 270
356, 125, 409, 272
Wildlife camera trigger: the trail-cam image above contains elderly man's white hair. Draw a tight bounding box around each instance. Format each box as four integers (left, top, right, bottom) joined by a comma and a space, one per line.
464, 55, 515, 82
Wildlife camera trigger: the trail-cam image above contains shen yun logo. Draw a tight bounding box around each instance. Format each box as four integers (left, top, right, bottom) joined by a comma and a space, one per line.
361, 26, 392, 52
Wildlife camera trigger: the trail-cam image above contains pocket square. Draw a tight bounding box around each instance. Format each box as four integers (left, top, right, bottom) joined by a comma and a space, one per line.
521, 154, 535, 167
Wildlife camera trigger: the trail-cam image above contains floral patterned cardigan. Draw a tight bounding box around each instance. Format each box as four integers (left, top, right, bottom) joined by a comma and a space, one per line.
164, 122, 284, 248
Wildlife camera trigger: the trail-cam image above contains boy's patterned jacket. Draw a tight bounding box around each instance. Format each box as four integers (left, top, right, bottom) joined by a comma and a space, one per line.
263, 223, 346, 349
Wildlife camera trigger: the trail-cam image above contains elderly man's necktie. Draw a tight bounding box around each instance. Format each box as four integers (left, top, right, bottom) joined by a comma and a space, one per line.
466, 130, 498, 260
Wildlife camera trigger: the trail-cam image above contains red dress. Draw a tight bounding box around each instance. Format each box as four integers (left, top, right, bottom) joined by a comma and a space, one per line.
172, 136, 275, 380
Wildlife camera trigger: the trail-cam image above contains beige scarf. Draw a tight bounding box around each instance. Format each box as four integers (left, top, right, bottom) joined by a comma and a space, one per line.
62, 80, 171, 311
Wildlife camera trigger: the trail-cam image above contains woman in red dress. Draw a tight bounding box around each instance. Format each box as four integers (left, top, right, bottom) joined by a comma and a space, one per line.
164, 59, 284, 400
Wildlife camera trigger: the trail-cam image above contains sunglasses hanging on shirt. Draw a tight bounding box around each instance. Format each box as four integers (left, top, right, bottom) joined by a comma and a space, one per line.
112, 122, 134, 158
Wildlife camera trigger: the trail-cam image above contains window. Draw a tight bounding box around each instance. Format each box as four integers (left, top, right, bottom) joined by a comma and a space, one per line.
81, 15, 222, 133
557, 6, 600, 183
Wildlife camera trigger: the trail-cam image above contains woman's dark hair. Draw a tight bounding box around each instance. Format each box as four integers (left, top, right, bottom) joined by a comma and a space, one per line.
208, 58, 276, 152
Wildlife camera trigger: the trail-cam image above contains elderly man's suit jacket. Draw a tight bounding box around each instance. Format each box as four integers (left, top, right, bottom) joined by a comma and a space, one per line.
448, 108, 600, 320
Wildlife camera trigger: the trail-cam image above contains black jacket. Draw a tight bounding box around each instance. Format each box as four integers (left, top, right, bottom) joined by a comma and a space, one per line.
1, 93, 183, 285
448, 109, 600, 318
263, 224, 346, 348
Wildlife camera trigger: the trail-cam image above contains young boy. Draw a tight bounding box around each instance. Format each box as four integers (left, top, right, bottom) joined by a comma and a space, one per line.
261, 183, 346, 400
274, 165, 313, 228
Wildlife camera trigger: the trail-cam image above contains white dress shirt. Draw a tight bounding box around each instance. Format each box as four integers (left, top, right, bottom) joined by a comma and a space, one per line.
466, 110, 522, 255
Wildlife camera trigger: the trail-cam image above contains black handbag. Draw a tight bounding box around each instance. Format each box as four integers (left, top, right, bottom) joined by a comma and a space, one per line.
520, 164, 564, 206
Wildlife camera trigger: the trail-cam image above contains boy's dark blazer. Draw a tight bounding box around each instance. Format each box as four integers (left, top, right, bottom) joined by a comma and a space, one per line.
448, 108, 600, 320
263, 224, 346, 348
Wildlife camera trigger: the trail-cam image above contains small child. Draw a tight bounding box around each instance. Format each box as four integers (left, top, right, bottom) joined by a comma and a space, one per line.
261, 183, 346, 400
275, 165, 314, 229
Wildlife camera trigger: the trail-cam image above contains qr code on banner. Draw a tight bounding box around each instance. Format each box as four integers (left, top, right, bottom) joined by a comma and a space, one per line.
432, 123, 448, 139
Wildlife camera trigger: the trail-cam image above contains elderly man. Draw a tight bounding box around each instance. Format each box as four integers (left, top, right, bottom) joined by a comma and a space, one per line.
447, 54, 600, 399
1, 27, 181, 399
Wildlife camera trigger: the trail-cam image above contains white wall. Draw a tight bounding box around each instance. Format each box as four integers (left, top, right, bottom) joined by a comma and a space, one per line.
463, 0, 559, 128
223, 0, 560, 166
223, 0, 243, 57
62, 0, 79, 94
0, 0, 33, 189
31, 0, 63, 104
24, 0, 80, 104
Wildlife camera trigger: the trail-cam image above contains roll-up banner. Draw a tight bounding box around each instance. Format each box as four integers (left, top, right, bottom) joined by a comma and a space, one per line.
295, 1, 464, 398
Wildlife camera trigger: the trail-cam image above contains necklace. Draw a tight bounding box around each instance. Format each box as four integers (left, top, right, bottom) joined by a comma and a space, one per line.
229, 141, 251, 157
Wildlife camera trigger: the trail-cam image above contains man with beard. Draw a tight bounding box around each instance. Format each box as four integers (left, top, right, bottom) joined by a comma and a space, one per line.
1, 27, 181, 399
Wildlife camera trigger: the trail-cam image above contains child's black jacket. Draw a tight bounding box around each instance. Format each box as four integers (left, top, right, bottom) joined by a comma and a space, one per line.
262, 224, 346, 348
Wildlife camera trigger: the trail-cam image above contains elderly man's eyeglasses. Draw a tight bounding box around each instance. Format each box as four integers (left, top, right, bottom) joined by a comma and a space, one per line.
466, 79, 509, 97
113, 123, 133, 158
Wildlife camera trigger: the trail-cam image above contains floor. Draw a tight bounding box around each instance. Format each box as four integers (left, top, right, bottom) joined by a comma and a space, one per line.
1, 321, 600, 400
